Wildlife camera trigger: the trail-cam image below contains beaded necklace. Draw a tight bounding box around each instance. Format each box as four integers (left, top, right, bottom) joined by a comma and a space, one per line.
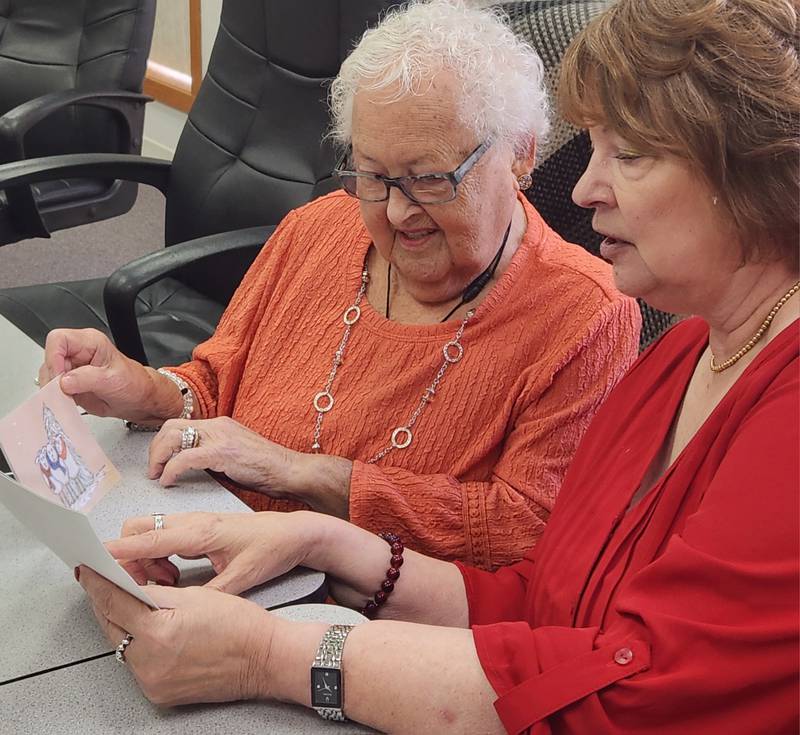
709, 280, 800, 372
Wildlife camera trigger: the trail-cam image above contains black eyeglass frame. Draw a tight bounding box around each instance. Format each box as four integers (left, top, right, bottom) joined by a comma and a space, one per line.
334, 141, 491, 204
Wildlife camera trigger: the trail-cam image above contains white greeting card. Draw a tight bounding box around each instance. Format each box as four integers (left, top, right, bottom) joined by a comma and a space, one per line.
0, 469, 157, 607
0, 377, 156, 608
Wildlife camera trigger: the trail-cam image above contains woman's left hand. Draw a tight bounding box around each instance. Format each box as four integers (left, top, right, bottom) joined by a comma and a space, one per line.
147, 417, 353, 517
79, 566, 274, 706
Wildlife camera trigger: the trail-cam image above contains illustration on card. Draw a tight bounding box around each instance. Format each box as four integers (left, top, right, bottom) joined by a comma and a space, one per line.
35, 405, 106, 510
0, 376, 120, 513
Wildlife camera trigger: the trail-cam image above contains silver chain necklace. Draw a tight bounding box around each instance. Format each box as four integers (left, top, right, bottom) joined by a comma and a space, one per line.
311, 265, 475, 464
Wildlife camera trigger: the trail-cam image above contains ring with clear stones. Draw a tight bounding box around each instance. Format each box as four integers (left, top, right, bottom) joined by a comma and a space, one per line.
115, 633, 134, 664
180, 426, 199, 451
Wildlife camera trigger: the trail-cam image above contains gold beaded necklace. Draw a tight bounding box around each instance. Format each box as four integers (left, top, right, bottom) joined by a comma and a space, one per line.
709, 280, 800, 373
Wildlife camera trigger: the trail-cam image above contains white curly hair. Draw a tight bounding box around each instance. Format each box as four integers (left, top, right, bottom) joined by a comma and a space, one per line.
329, 0, 550, 159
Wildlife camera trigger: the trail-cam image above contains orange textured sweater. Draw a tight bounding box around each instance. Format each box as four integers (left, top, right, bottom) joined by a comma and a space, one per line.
173, 192, 641, 568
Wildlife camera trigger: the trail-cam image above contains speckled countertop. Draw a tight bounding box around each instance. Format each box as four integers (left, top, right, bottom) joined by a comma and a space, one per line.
0, 318, 380, 733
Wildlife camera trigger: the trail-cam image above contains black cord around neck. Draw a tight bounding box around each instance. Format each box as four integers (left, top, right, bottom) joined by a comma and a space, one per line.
385, 220, 513, 323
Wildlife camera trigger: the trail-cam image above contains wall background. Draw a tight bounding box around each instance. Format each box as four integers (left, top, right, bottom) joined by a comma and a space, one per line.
142, 0, 222, 159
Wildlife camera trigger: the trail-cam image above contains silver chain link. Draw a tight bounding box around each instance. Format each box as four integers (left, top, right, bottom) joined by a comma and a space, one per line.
365, 310, 473, 464
311, 267, 369, 452
310, 266, 475, 463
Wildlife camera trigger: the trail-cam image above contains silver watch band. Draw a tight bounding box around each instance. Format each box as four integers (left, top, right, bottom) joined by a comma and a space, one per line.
312, 624, 354, 721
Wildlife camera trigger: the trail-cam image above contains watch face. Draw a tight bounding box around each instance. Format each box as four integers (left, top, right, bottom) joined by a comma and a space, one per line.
311, 667, 342, 709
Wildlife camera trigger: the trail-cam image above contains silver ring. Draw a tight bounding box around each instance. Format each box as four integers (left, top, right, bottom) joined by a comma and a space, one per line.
391, 426, 413, 450
443, 340, 464, 364
34, 376, 41, 387
151, 513, 165, 531
343, 305, 361, 325
180, 426, 199, 451
115, 633, 134, 664
313, 391, 334, 414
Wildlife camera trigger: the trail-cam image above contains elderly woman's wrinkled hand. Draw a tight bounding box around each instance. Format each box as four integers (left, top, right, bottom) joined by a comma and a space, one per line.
147, 417, 353, 516
38, 328, 166, 421
106, 510, 321, 595
147, 416, 303, 493
78, 566, 274, 706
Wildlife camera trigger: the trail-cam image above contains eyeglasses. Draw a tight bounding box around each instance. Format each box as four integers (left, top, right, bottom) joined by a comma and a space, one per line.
335, 141, 491, 205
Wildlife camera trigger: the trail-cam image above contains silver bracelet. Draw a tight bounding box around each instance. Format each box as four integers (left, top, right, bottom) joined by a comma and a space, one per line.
156, 368, 195, 419
124, 369, 195, 432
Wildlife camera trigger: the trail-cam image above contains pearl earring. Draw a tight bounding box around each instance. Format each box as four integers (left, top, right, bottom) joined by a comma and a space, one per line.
712, 195, 719, 206
517, 173, 533, 191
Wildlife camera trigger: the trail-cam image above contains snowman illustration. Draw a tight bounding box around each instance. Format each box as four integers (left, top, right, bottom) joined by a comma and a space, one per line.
35, 405, 103, 509
36, 442, 71, 504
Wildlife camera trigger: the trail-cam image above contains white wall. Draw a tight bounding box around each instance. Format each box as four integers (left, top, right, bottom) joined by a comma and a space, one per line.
142, 0, 223, 159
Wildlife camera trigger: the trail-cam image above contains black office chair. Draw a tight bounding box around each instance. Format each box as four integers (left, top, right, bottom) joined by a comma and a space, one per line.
0, 0, 394, 367
501, 0, 675, 348
0, 0, 155, 245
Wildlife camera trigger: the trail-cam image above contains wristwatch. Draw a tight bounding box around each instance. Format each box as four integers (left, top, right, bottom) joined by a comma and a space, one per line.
311, 624, 355, 721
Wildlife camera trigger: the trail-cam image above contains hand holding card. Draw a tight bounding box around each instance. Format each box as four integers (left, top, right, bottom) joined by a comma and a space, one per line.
0, 377, 156, 608
0, 470, 157, 608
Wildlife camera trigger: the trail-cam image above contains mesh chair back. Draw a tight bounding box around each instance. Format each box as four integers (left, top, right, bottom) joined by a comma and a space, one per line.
501, 0, 674, 348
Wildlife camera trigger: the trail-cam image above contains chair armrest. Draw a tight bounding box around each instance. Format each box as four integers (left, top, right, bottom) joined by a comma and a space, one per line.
0, 90, 151, 161
0, 153, 172, 195
103, 225, 277, 364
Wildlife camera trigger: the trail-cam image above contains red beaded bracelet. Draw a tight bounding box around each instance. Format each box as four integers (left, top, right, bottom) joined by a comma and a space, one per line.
360, 532, 404, 619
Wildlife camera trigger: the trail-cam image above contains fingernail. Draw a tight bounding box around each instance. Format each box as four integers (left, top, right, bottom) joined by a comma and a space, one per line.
74, 567, 81, 582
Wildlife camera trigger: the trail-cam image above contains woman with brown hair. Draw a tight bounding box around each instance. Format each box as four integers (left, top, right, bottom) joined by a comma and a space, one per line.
78, 0, 798, 732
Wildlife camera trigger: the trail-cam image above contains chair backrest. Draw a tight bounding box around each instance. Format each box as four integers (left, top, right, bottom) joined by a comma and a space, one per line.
501, 0, 674, 348
164, 0, 393, 248
163, 0, 394, 301
0, 0, 155, 160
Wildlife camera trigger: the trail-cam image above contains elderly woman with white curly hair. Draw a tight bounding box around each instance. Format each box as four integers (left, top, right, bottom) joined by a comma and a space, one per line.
39, 0, 639, 567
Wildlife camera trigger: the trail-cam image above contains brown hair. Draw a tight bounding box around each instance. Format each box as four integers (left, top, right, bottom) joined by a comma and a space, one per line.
559, 0, 800, 265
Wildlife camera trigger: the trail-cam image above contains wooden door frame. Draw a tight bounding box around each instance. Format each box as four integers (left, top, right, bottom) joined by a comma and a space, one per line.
143, 0, 202, 113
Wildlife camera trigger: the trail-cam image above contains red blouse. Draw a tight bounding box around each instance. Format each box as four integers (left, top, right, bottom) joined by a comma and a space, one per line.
458, 317, 799, 734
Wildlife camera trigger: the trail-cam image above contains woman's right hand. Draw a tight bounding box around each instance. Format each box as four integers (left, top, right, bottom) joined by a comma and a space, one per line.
105, 510, 330, 595
38, 328, 175, 422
